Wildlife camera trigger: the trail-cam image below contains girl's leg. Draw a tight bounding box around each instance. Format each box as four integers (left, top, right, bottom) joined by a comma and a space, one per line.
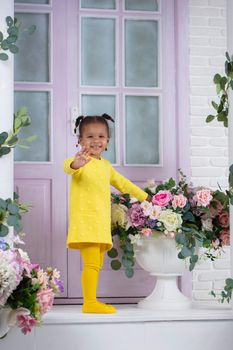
80, 243, 116, 313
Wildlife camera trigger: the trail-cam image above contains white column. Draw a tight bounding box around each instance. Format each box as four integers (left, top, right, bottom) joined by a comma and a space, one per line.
227, 0, 233, 302
0, 1, 14, 201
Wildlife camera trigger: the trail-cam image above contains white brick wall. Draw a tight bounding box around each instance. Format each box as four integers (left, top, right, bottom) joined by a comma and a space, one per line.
189, 0, 230, 306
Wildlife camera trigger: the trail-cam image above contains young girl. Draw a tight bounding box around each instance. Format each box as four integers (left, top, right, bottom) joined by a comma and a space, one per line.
63, 113, 150, 314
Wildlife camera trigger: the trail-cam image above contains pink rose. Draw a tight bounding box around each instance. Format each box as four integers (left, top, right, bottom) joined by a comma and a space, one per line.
218, 211, 229, 228
194, 189, 213, 207
37, 288, 54, 315
16, 314, 37, 335
210, 200, 224, 218
172, 194, 187, 210
220, 229, 230, 246
152, 190, 172, 207
141, 228, 152, 237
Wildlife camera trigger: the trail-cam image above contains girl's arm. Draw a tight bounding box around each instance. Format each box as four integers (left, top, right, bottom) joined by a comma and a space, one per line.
110, 165, 149, 202
63, 157, 81, 175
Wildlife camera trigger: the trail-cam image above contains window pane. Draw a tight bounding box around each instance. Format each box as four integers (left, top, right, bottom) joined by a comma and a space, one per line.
81, 18, 115, 86
125, 20, 158, 87
15, 0, 49, 3
14, 13, 49, 82
125, 0, 158, 11
81, 0, 116, 9
81, 94, 116, 163
125, 96, 159, 164
14, 91, 50, 161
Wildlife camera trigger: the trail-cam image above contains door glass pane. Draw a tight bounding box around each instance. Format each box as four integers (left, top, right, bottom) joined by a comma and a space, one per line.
125, 96, 159, 164
125, 0, 158, 11
15, 0, 49, 3
14, 91, 50, 161
81, 17, 115, 86
81, 0, 116, 9
81, 94, 116, 163
125, 19, 158, 87
14, 13, 49, 82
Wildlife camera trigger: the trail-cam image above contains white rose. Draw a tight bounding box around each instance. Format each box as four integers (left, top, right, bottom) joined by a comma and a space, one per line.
158, 209, 182, 232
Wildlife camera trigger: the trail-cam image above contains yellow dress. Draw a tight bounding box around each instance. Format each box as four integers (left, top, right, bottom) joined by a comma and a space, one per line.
63, 156, 148, 251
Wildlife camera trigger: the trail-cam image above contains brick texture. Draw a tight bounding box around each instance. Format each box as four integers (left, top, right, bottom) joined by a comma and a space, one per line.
189, 0, 230, 307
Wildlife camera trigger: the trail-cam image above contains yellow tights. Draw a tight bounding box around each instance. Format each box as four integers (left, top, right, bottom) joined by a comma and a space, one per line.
79, 243, 116, 314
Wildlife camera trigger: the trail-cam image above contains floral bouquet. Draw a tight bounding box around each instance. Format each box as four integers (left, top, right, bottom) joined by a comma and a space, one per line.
108, 171, 230, 278
0, 240, 63, 336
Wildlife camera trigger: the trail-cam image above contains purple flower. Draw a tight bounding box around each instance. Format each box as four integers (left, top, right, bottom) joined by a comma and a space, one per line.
54, 278, 64, 293
0, 239, 8, 251
127, 203, 146, 227
146, 219, 157, 229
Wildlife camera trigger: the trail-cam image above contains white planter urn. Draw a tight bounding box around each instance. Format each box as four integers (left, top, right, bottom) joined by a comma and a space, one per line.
0, 308, 10, 338
134, 232, 192, 310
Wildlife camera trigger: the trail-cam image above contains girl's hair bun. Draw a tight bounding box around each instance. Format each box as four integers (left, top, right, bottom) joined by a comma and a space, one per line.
101, 113, 115, 123
74, 115, 84, 134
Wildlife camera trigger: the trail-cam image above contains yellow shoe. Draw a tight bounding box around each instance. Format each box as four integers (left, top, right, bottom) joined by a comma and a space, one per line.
82, 301, 117, 314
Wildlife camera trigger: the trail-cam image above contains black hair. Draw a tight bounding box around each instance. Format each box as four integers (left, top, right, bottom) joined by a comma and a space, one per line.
74, 113, 115, 138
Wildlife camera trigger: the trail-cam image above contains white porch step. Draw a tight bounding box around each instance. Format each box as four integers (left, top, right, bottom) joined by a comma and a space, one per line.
2, 305, 233, 350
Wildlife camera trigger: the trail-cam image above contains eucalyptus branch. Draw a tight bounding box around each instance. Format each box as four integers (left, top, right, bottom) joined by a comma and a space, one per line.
0, 16, 36, 61
0, 106, 37, 158
206, 52, 233, 127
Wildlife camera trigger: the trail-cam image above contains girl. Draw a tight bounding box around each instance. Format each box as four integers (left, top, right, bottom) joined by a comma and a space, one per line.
63, 113, 150, 314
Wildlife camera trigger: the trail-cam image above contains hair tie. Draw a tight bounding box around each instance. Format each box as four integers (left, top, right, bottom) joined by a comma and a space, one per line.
101, 113, 115, 123
74, 115, 84, 134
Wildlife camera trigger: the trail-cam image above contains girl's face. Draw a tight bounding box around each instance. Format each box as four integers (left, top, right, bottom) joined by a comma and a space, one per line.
79, 122, 109, 159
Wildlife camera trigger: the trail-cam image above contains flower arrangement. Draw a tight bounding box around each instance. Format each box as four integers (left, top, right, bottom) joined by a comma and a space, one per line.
0, 240, 63, 336
108, 171, 230, 278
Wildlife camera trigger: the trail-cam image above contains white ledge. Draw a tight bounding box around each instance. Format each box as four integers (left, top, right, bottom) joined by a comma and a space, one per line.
43, 304, 233, 324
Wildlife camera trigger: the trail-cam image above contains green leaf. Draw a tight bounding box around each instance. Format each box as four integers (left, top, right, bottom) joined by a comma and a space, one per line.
206, 115, 215, 123
6, 16, 13, 27
125, 241, 134, 252
19, 135, 37, 142
17, 106, 28, 117
175, 233, 188, 245
0, 199, 7, 210
0, 32, 3, 42
183, 211, 195, 222
211, 101, 219, 110
111, 260, 121, 270
226, 52, 231, 62
122, 257, 133, 269
7, 26, 18, 36
17, 144, 29, 149
28, 25, 36, 35
230, 80, 233, 90
213, 73, 221, 84
220, 76, 227, 89
125, 268, 134, 278
0, 53, 8, 61
1, 39, 9, 50
7, 214, 18, 227
107, 247, 118, 259
0, 132, 8, 146
7, 135, 18, 146
0, 224, 9, 237
9, 44, 19, 54
0, 147, 11, 157
7, 203, 19, 214
225, 278, 233, 289
223, 119, 228, 127
190, 254, 198, 264
180, 246, 193, 258
6, 35, 17, 44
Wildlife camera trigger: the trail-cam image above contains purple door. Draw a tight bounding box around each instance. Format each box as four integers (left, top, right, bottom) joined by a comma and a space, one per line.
14, 0, 189, 303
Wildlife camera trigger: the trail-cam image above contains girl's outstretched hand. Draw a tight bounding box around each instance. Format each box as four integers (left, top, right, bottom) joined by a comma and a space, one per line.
70, 147, 91, 169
